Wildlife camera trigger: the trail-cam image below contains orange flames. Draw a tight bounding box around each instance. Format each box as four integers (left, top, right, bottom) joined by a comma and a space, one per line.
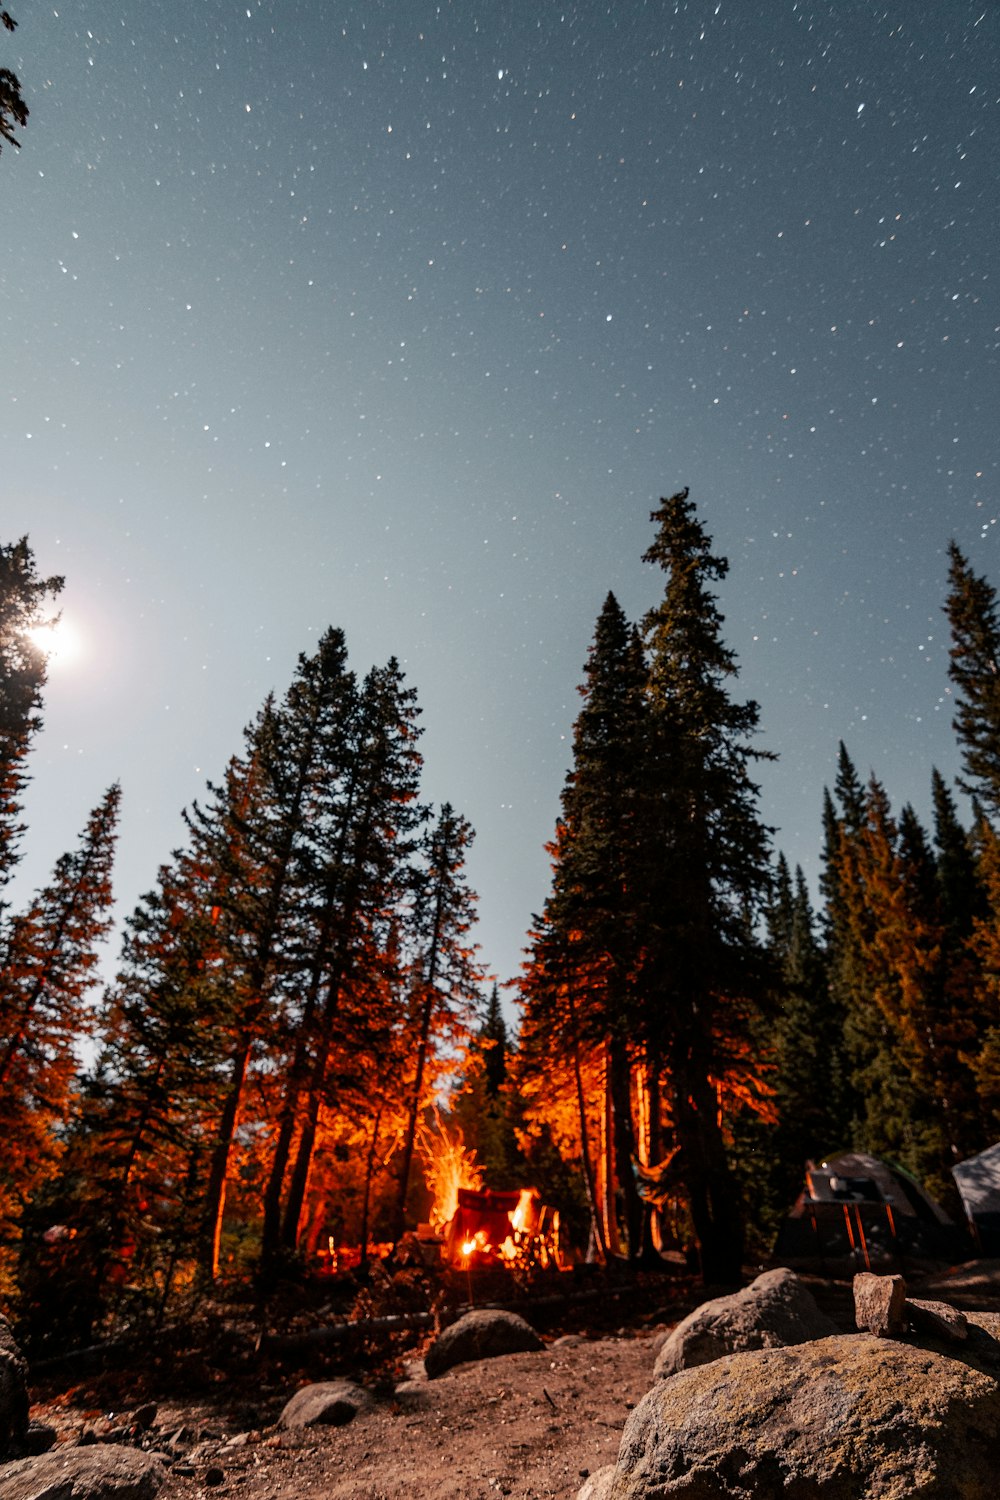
416, 1115, 483, 1232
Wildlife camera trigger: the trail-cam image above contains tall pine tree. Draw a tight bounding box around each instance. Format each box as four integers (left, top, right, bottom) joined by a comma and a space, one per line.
944, 541, 1000, 817
639, 490, 774, 1283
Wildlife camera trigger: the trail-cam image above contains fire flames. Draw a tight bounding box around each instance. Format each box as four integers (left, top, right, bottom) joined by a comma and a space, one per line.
416, 1115, 483, 1232
450, 1186, 559, 1268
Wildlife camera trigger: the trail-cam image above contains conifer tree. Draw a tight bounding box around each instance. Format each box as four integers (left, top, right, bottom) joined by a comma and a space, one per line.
0, 11, 28, 156
0, 785, 120, 1273
520, 593, 650, 1259
391, 803, 483, 1242
451, 987, 524, 1190
639, 490, 773, 1283
763, 855, 843, 1207
193, 629, 359, 1278
0, 538, 62, 912
56, 847, 231, 1328
482, 983, 508, 1100
272, 657, 425, 1255
944, 541, 1000, 817
931, 767, 985, 941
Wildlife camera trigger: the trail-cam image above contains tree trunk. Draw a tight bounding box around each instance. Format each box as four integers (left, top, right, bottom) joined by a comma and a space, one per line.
568, 989, 606, 1263
200, 1038, 252, 1279
673, 1048, 743, 1285
391, 990, 435, 1244
359, 1107, 383, 1272
601, 1044, 620, 1255
609, 1033, 644, 1259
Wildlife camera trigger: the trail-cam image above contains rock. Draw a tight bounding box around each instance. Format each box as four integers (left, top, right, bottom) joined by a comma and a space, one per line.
423, 1309, 544, 1379
278, 1380, 375, 1430
392, 1380, 435, 1410
907, 1297, 969, 1343
0, 1444, 166, 1500
576, 1465, 616, 1499
0, 1316, 29, 1460
130, 1408, 156, 1435
20, 1427, 56, 1459
653, 1267, 836, 1377
854, 1270, 907, 1336
611, 1331, 1000, 1498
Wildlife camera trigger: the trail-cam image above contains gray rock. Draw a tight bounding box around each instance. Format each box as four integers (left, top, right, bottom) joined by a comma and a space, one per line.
576, 1465, 616, 1500
423, 1309, 544, 1379
0, 1444, 166, 1500
278, 1380, 375, 1430
653, 1267, 836, 1377
612, 1331, 1000, 1499
0, 1316, 29, 1460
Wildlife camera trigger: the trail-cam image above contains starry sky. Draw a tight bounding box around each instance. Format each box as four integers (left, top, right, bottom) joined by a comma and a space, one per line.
3, 0, 998, 994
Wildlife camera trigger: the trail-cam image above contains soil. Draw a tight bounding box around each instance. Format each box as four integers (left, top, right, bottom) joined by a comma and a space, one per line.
24, 1272, 696, 1500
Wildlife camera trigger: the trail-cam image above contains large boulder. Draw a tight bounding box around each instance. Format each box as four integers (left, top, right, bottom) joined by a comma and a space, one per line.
423, 1309, 543, 1379
0, 1445, 165, 1500
653, 1266, 836, 1377
278, 1380, 375, 1430
0, 1317, 29, 1460
611, 1327, 1000, 1498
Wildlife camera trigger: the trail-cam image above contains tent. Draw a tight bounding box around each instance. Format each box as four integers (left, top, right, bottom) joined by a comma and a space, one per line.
772, 1151, 973, 1275
952, 1143, 1000, 1255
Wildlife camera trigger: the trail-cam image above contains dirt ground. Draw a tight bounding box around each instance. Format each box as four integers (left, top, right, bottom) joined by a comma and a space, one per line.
31, 1328, 663, 1500
38, 1261, 984, 1498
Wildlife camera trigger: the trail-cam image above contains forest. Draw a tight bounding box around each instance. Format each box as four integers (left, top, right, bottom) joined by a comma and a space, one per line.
3, 491, 1000, 1352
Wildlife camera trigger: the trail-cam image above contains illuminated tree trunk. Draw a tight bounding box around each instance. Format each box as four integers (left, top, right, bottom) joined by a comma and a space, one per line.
359, 1105, 383, 1271
609, 1033, 643, 1257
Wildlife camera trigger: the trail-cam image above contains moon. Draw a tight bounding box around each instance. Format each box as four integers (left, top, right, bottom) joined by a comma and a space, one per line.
27, 616, 84, 670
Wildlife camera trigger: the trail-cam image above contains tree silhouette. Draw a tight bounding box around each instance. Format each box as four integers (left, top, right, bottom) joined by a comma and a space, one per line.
1, 12, 28, 156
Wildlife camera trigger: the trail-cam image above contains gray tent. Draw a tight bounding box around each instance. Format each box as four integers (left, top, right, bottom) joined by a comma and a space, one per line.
773, 1151, 972, 1275
952, 1143, 1000, 1255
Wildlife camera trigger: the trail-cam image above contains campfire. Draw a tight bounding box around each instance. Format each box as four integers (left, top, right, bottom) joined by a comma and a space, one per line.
416, 1115, 560, 1268
445, 1186, 560, 1268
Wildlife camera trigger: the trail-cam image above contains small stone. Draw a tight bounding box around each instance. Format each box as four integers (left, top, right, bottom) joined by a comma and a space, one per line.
906, 1297, 969, 1342
205, 1465, 226, 1486
133, 1403, 158, 1431
854, 1271, 907, 1336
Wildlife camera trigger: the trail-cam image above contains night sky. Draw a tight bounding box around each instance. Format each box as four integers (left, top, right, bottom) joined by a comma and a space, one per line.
3, 1, 998, 993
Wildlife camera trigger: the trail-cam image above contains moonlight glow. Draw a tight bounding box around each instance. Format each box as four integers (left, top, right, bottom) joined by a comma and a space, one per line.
27, 617, 83, 670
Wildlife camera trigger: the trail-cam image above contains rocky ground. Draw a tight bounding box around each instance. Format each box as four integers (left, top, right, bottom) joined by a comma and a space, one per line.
18, 1263, 1000, 1500
20, 1269, 702, 1500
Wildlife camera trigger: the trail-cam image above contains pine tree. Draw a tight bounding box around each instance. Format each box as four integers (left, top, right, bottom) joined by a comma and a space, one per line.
482, 983, 508, 1100
931, 767, 985, 941
520, 593, 651, 1260
193, 629, 359, 1279
944, 541, 1000, 817
270, 656, 425, 1257
0, 785, 120, 1274
0, 538, 62, 912
1, 11, 28, 156
639, 490, 773, 1283
762, 855, 843, 1213
391, 803, 483, 1242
